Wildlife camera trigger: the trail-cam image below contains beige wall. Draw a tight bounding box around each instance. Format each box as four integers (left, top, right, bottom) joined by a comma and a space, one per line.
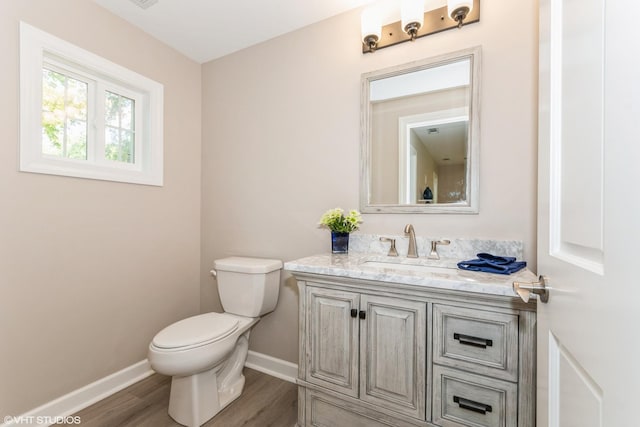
201, 0, 538, 364
0, 0, 202, 416
437, 164, 466, 202
412, 134, 437, 202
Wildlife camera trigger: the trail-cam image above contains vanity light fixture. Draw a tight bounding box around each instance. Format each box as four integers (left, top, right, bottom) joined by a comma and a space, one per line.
361, 7, 382, 51
401, 0, 424, 41
448, 0, 474, 28
361, 0, 480, 53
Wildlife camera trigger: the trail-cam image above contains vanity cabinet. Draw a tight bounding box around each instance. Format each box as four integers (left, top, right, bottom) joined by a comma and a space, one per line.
306, 287, 426, 419
293, 273, 536, 427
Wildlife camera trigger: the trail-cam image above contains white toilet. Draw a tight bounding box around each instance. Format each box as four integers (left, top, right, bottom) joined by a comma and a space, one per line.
148, 256, 282, 427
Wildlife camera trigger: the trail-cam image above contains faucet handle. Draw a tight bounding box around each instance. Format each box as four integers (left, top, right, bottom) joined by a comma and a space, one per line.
379, 237, 399, 257
428, 239, 451, 260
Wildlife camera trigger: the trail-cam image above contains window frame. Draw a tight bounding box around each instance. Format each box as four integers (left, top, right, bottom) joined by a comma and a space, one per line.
20, 22, 164, 186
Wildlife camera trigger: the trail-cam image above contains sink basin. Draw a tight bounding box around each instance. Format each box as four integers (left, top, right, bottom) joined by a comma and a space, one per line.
360, 260, 456, 274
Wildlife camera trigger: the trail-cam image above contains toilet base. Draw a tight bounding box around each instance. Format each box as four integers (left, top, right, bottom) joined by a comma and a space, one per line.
166, 331, 252, 427
217, 374, 245, 410
168, 370, 246, 427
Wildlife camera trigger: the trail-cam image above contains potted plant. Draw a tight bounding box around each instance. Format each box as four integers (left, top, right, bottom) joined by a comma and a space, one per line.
318, 208, 362, 254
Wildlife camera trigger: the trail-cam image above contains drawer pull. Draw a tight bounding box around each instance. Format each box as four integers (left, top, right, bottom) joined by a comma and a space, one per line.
350, 308, 358, 318
453, 333, 493, 348
453, 395, 493, 414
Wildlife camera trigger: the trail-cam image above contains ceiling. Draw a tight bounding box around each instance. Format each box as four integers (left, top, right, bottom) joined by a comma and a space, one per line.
91, 0, 381, 63
412, 120, 468, 166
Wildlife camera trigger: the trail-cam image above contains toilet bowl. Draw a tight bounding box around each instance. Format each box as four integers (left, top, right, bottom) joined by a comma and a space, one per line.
148, 257, 282, 427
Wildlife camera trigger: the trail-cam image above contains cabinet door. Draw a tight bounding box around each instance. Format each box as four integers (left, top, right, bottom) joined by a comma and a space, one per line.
359, 295, 427, 419
306, 286, 359, 397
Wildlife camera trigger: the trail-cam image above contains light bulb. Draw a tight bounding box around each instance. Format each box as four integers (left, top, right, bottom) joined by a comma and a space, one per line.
361, 7, 382, 50
401, 0, 424, 40
448, 0, 473, 28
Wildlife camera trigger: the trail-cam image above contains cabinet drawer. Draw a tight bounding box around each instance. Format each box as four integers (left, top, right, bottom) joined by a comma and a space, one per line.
433, 365, 517, 427
306, 389, 423, 427
433, 305, 519, 381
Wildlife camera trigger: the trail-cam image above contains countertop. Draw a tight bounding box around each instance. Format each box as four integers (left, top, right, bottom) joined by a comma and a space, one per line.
284, 253, 538, 299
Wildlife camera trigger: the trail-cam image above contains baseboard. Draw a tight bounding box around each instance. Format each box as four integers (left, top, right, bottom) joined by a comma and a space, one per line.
2, 360, 153, 427
245, 350, 298, 384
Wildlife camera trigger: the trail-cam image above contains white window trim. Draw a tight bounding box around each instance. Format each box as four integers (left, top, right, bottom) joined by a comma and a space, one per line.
20, 21, 164, 186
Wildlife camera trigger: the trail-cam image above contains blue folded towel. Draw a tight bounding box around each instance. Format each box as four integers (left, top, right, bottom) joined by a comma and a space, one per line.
457, 253, 526, 275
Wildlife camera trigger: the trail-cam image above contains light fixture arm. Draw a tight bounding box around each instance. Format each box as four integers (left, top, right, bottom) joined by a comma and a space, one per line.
451, 6, 470, 28
403, 22, 422, 41
363, 34, 379, 51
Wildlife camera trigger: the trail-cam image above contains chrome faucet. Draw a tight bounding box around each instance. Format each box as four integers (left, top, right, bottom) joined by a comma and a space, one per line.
379, 237, 399, 257
404, 224, 418, 258
427, 239, 451, 260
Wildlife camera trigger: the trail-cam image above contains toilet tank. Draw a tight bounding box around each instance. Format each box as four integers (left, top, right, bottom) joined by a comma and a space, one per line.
213, 257, 282, 317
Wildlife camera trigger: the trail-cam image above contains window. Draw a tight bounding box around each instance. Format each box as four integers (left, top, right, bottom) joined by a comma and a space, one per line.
20, 22, 163, 186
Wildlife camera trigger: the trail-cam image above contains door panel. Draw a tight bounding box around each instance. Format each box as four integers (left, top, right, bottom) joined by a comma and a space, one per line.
306, 287, 359, 397
359, 295, 426, 419
558, 0, 604, 257
548, 334, 602, 427
550, 0, 605, 273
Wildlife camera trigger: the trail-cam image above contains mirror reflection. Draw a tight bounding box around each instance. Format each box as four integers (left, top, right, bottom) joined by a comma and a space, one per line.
361, 47, 480, 213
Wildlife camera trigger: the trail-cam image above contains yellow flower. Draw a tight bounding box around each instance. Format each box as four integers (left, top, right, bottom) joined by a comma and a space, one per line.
319, 208, 362, 233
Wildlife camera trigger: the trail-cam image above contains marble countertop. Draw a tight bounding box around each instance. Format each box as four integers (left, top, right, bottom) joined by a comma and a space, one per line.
284, 253, 538, 299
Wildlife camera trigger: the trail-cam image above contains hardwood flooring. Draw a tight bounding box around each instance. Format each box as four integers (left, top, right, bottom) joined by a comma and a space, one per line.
64, 368, 297, 427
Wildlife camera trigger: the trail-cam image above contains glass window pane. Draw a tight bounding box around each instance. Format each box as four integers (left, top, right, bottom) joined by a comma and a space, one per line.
105, 91, 119, 127
105, 126, 119, 161
66, 119, 87, 160
41, 121, 63, 157
104, 91, 135, 164
120, 96, 133, 130
121, 130, 134, 163
42, 68, 87, 160
67, 78, 87, 121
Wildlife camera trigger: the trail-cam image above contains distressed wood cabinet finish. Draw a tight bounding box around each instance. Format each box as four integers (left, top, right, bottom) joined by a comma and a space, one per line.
293, 272, 536, 427
359, 294, 426, 418
306, 287, 427, 418
433, 304, 519, 382
306, 288, 359, 397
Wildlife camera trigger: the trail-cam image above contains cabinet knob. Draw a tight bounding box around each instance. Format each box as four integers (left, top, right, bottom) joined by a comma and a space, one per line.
359, 310, 366, 320
350, 308, 358, 318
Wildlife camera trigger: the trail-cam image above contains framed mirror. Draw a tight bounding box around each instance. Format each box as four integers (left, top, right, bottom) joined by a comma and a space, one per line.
360, 46, 481, 214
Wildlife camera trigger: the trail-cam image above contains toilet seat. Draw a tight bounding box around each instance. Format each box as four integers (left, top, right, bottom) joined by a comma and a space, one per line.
152, 313, 239, 350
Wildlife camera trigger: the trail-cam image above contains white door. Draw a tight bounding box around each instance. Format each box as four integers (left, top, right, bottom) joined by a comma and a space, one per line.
537, 0, 640, 426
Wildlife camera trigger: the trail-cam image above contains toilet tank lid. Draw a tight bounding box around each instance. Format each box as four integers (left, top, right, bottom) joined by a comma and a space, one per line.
214, 257, 282, 274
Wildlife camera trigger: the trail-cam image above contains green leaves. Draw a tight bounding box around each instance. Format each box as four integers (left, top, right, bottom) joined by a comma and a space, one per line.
41, 68, 88, 159
319, 208, 362, 233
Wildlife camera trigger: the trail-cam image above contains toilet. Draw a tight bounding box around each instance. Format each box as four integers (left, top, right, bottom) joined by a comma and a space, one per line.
148, 256, 282, 427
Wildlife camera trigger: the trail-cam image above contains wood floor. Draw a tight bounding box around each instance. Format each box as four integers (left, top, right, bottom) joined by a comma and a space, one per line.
64, 368, 297, 427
